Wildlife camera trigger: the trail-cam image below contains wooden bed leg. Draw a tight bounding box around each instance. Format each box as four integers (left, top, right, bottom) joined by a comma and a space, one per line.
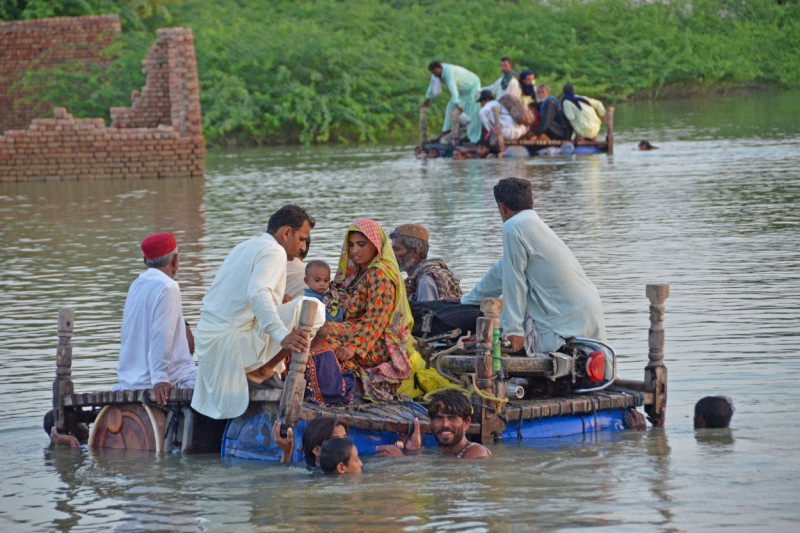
605, 106, 614, 155
51, 308, 81, 446
276, 300, 318, 437
644, 284, 669, 427
450, 108, 461, 144
419, 106, 427, 148
475, 298, 506, 443
492, 105, 505, 154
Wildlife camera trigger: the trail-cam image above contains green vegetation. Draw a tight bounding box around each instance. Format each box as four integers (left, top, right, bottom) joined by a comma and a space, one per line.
3, 0, 800, 145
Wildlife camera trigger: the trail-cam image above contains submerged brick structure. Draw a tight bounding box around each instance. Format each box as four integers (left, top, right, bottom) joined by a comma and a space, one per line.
0, 18, 204, 182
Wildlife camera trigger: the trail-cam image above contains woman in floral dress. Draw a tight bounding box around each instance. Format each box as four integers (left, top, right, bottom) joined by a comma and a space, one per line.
325, 218, 413, 401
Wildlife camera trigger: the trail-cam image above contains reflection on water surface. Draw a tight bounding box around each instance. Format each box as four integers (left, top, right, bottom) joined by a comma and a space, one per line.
1, 91, 799, 531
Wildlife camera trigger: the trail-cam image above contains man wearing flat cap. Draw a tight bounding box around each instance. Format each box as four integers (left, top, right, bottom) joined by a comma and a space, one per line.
115, 233, 197, 405
390, 224, 462, 302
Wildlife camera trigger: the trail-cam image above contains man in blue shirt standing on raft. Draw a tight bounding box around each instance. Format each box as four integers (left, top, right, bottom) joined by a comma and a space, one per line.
461, 177, 606, 354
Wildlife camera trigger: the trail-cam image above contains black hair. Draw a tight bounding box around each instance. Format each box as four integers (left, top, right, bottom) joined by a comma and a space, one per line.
302, 417, 348, 468
305, 259, 330, 276
319, 438, 356, 473
427, 389, 474, 420
493, 178, 534, 212
500, 56, 512, 64
562, 83, 575, 95
266, 204, 315, 235
694, 396, 734, 428
428, 61, 442, 72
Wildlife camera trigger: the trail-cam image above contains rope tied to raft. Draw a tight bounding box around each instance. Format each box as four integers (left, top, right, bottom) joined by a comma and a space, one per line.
470, 373, 508, 415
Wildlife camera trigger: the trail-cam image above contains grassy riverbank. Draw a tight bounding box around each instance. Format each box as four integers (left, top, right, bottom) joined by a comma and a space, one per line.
5, 0, 799, 145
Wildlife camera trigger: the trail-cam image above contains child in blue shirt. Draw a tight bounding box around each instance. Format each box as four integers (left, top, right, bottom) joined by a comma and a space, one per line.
303, 260, 342, 322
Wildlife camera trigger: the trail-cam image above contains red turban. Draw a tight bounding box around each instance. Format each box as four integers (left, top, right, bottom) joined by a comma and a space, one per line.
141, 233, 177, 260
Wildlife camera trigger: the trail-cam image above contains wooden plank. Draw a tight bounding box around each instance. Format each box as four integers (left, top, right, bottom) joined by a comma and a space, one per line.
439, 355, 553, 375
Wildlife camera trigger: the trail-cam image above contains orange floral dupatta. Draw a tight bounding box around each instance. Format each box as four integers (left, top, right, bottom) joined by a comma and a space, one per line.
328, 218, 414, 399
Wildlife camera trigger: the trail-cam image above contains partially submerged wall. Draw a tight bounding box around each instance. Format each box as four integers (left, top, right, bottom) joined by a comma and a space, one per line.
0, 20, 204, 181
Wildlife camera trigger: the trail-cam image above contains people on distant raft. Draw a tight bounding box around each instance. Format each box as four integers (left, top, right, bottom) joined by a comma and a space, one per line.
561, 83, 606, 141
532, 84, 573, 141
694, 396, 734, 429
462, 178, 606, 354
285, 236, 311, 301
191, 205, 326, 419
115, 233, 197, 405
324, 218, 414, 401
482, 56, 521, 100
518, 70, 537, 107
389, 223, 462, 302
421, 61, 483, 144
477, 89, 529, 142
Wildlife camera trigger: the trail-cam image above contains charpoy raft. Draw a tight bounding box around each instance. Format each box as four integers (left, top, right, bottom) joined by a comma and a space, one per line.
45, 284, 668, 459
417, 106, 614, 157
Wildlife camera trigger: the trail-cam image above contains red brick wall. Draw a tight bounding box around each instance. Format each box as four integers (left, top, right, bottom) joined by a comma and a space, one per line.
0, 20, 205, 181
0, 15, 121, 131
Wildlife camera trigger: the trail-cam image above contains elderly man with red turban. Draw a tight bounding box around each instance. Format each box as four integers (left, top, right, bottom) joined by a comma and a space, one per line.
114, 233, 197, 404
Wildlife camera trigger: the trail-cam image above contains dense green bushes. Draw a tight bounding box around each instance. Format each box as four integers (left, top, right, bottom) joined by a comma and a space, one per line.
4, 0, 800, 145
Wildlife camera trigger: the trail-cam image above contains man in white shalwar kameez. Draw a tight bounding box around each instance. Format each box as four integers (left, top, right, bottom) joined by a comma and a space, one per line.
461, 178, 606, 354
191, 205, 325, 419
477, 90, 528, 142
421, 61, 482, 144
115, 233, 196, 405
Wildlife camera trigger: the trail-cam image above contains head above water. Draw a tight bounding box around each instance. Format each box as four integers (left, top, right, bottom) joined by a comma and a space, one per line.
493, 178, 534, 220
427, 389, 474, 420
319, 437, 362, 474
267, 205, 316, 261
694, 396, 734, 429
302, 417, 349, 468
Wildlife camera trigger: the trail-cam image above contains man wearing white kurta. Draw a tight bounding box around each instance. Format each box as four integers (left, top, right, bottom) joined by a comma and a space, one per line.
482, 56, 522, 100
461, 178, 606, 354
115, 233, 196, 405
478, 92, 528, 141
191, 205, 325, 420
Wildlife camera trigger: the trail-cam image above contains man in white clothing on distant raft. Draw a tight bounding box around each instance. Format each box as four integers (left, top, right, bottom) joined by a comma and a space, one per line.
191, 205, 325, 420
115, 233, 197, 405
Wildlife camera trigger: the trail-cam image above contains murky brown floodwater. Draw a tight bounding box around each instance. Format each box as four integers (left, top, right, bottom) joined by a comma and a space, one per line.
1, 90, 799, 532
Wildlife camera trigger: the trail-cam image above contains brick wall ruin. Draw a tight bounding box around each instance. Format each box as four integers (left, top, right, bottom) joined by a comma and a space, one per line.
0, 17, 204, 181
0, 15, 121, 132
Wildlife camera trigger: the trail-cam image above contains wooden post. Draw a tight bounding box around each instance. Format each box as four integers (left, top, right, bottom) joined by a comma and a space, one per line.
475, 299, 506, 443
644, 284, 668, 427
53, 309, 75, 432
450, 108, 461, 144
419, 106, 427, 148
276, 300, 318, 437
605, 106, 614, 155
491, 105, 505, 154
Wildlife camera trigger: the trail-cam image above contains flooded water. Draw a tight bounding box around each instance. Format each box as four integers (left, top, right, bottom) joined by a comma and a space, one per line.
1, 90, 799, 531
